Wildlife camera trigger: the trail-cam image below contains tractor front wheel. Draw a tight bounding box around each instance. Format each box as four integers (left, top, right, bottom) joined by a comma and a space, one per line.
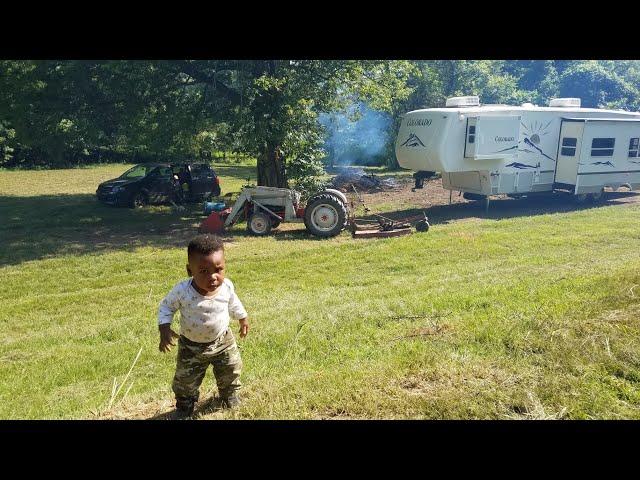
247, 211, 272, 236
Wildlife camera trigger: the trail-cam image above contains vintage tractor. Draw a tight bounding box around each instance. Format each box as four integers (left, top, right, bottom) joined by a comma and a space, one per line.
199, 186, 349, 238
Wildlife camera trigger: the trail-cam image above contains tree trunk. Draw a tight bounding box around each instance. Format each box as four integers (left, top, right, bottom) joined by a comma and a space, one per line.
257, 143, 287, 188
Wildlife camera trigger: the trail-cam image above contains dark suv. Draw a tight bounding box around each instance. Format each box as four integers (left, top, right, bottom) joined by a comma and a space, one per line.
96, 163, 221, 208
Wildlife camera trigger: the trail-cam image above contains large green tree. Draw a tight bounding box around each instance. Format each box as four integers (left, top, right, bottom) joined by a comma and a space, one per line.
4, 60, 640, 178
0, 60, 414, 187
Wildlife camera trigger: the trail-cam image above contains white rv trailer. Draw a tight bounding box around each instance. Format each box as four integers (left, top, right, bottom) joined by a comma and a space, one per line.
395, 96, 640, 202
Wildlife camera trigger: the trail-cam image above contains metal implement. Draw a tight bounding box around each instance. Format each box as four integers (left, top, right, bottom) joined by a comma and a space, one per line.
349, 212, 429, 238
348, 185, 430, 238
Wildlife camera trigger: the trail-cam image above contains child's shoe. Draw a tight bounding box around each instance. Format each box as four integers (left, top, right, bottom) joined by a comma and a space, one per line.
172, 398, 195, 419
170, 407, 193, 420
221, 393, 241, 409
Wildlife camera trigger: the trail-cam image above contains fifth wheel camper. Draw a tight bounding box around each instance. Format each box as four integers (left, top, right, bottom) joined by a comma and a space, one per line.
395, 96, 640, 204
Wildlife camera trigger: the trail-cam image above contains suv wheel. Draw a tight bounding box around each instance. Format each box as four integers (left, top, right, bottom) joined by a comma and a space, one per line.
131, 192, 147, 208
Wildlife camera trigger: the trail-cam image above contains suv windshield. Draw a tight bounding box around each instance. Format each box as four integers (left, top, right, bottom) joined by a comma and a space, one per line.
119, 164, 152, 179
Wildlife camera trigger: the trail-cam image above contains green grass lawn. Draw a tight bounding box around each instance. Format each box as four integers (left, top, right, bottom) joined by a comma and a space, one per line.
1, 164, 640, 419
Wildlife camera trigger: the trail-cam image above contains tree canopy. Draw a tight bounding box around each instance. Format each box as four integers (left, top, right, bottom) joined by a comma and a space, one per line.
2, 60, 640, 186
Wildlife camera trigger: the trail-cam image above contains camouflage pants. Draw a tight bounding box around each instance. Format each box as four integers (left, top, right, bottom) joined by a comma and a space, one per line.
172, 328, 242, 407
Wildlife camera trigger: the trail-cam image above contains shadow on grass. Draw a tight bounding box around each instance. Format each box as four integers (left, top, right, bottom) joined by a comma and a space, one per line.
359, 191, 640, 226
4, 189, 638, 266
0, 194, 216, 267
224, 224, 327, 242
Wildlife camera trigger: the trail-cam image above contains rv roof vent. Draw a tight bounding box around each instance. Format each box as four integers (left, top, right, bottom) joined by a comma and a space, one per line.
549, 98, 581, 108
521, 102, 535, 108
445, 96, 480, 108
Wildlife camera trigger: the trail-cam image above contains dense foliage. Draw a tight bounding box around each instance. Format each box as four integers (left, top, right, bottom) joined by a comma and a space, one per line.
2, 60, 640, 184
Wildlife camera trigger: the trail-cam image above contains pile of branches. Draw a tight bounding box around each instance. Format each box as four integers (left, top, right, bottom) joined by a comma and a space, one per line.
330, 169, 400, 193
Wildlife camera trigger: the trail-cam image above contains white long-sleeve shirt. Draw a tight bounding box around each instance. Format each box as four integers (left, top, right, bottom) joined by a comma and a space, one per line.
158, 278, 248, 343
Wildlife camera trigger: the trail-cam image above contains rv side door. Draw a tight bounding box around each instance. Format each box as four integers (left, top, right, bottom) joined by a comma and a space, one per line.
555, 120, 584, 186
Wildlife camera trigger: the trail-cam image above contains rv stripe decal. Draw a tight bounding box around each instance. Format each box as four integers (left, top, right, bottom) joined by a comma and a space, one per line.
577, 170, 640, 175
492, 145, 519, 153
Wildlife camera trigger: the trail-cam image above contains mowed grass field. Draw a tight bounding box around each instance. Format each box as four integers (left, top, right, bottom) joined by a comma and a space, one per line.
1, 163, 640, 419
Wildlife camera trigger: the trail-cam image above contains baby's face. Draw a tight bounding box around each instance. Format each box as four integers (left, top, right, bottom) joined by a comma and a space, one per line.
187, 250, 225, 294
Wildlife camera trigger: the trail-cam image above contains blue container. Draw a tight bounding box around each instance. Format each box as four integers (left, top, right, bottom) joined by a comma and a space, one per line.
204, 201, 226, 215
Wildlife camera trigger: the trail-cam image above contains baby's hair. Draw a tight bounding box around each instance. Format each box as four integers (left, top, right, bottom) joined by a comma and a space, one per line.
187, 234, 224, 259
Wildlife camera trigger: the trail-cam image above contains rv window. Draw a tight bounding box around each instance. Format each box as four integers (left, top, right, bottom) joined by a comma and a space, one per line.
467, 125, 475, 144
592, 138, 615, 149
591, 138, 615, 157
629, 138, 639, 157
561, 137, 577, 156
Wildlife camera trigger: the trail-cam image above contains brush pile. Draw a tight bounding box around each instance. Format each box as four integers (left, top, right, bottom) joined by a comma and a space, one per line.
331, 169, 400, 193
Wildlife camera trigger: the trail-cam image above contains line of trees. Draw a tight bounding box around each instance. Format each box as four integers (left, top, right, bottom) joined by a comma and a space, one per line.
2, 60, 640, 188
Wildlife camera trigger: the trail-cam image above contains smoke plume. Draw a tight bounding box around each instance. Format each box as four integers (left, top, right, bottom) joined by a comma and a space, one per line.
319, 103, 392, 166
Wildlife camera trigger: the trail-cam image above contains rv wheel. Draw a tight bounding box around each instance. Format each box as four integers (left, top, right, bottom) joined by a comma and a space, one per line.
590, 189, 606, 204
247, 212, 272, 236
574, 193, 590, 205
416, 220, 430, 232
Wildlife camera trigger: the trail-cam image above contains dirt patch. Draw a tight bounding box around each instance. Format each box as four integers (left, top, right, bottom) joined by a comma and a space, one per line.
352, 177, 640, 226
398, 368, 520, 409
391, 324, 452, 342
98, 394, 230, 420
315, 407, 358, 420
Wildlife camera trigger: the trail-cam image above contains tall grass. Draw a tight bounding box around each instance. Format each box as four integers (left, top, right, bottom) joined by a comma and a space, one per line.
1, 165, 639, 419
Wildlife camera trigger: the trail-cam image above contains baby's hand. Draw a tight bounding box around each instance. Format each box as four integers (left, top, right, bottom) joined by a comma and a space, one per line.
239, 318, 249, 338
159, 324, 180, 352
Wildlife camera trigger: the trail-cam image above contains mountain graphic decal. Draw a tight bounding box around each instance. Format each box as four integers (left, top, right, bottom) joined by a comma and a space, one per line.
591, 161, 615, 167
489, 137, 555, 161
400, 133, 425, 148
522, 137, 556, 161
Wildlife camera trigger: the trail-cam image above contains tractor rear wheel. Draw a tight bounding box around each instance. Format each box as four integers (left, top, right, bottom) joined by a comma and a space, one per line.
304, 193, 347, 238
247, 211, 272, 236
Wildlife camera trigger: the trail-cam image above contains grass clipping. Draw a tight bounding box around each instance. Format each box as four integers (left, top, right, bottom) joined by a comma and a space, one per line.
93, 346, 143, 417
